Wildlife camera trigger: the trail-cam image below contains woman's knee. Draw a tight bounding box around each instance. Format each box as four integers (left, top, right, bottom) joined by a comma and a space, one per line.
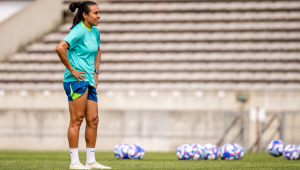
87, 116, 99, 126
71, 116, 85, 126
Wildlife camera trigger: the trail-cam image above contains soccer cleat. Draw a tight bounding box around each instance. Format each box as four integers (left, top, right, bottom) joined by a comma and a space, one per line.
85, 162, 111, 169
70, 161, 91, 169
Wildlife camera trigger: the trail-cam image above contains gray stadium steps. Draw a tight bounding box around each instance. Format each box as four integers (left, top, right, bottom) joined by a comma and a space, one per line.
1, 62, 300, 72
25, 42, 300, 52
64, 0, 292, 2
58, 22, 300, 33
1, 72, 300, 82
63, 0, 289, 2
43, 32, 300, 43
63, 2, 300, 12
96, 12, 300, 22
2, 0, 299, 91
8, 53, 300, 63
1, 82, 300, 90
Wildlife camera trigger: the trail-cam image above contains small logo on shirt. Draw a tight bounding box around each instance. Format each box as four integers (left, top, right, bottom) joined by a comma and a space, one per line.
85, 41, 90, 45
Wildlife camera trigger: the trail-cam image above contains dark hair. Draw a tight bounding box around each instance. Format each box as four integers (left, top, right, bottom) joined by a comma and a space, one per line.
69, 1, 97, 29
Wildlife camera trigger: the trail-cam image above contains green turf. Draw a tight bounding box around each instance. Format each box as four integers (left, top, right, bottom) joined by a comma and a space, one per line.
0, 151, 299, 170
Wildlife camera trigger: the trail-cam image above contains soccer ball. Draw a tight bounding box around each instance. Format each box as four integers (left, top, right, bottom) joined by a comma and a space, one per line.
204, 143, 219, 160
176, 144, 187, 160
283, 144, 299, 160
114, 143, 130, 159
191, 143, 205, 160
176, 144, 194, 160
128, 143, 145, 159
220, 144, 236, 160
268, 140, 285, 157
191, 143, 201, 149
233, 143, 244, 159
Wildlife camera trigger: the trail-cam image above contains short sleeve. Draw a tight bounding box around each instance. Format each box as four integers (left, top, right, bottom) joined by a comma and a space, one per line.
63, 27, 83, 49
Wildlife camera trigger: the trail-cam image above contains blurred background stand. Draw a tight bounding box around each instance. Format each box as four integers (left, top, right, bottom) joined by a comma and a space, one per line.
0, 0, 300, 151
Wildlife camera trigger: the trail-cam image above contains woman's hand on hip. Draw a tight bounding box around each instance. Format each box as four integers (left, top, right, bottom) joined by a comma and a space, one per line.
71, 69, 86, 83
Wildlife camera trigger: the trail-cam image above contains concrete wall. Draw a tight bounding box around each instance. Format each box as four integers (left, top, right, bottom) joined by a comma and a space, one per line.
0, 1, 32, 23
0, 109, 223, 151
0, 90, 300, 151
1, 90, 300, 111
0, 0, 62, 61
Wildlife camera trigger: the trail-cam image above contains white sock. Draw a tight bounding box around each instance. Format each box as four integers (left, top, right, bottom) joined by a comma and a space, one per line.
86, 148, 96, 164
70, 148, 79, 165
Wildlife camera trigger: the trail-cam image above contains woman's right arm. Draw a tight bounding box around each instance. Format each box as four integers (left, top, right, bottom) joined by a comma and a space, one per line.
55, 41, 86, 83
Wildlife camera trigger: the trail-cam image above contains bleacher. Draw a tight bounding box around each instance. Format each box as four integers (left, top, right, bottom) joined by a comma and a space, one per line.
1, 0, 300, 91
2, 0, 300, 151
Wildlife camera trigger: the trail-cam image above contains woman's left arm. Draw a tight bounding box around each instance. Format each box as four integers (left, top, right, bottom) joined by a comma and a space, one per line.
94, 47, 101, 89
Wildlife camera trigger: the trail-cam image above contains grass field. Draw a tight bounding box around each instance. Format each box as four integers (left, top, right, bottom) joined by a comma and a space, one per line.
0, 151, 299, 170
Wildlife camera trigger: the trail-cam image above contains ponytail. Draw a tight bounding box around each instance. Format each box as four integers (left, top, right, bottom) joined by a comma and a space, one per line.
69, 1, 97, 29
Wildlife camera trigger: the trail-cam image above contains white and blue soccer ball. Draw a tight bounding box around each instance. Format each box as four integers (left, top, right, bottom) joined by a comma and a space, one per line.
191, 143, 205, 160
268, 140, 285, 157
176, 144, 194, 160
220, 144, 236, 160
204, 143, 219, 160
128, 143, 145, 159
283, 144, 299, 160
176, 144, 186, 160
114, 143, 130, 159
233, 143, 244, 159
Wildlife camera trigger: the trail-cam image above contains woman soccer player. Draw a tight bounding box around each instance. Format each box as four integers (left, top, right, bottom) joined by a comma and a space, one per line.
55, 1, 111, 169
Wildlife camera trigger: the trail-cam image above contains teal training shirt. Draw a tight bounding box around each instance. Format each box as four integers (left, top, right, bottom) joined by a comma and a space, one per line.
63, 21, 100, 86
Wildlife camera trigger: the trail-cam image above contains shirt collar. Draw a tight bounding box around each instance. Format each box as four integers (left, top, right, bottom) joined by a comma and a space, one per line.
81, 20, 92, 31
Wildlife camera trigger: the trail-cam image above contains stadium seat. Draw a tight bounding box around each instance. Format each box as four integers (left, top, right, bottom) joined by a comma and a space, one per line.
95, 2, 300, 12
98, 11, 300, 22
43, 32, 300, 43
3, 0, 300, 90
